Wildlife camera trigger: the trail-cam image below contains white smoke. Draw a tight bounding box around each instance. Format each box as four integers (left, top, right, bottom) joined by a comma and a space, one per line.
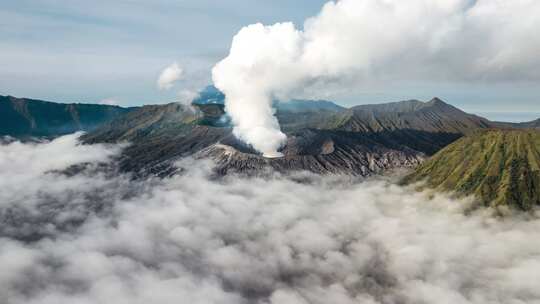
212, 0, 540, 156
157, 62, 183, 91
177, 89, 200, 107
3, 135, 540, 303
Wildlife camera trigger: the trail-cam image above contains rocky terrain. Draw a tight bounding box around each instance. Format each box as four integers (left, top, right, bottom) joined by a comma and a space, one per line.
198, 129, 425, 176
0, 95, 136, 138
83, 102, 422, 177
404, 129, 540, 211
327, 98, 492, 135
81, 97, 503, 177
3, 90, 539, 179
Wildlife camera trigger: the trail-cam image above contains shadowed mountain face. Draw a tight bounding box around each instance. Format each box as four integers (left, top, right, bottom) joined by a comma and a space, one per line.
82, 97, 499, 177
0, 95, 135, 138
404, 129, 540, 211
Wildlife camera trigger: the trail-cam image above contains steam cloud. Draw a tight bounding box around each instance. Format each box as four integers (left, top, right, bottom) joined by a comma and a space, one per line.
2, 135, 540, 303
212, 0, 540, 156
157, 62, 183, 91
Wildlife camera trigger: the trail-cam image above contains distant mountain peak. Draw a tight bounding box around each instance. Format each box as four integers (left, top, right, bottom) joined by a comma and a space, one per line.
428, 97, 445, 104
350, 97, 459, 115
276, 99, 345, 113
351, 99, 426, 113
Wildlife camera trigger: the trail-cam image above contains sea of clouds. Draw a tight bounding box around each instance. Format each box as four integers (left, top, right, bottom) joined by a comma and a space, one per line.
1, 134, 540, 304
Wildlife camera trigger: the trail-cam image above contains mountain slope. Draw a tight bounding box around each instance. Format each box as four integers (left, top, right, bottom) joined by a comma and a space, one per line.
404, 129, 540, 211
0, 95, 135, 138
82, 103, 199, 143
82, 103, 426, 176
326, 98, 492, 134
198, 129, 425, 176
82, 98, 495, 177
276, 99, 345, 113
192, 88, 493, 142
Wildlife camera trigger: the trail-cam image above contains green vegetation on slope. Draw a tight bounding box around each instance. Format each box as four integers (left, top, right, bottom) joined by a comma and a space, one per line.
404, 129, 540, 211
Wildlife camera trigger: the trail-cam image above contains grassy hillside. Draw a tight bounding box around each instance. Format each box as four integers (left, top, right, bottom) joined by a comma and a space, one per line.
404, 129, 540, 211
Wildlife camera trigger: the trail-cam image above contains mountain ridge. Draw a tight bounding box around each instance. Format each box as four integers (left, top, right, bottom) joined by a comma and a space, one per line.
81, 97, 500, 177
4, 92, 538, 181
0, 95, 136, 138
327, 97, 492, 134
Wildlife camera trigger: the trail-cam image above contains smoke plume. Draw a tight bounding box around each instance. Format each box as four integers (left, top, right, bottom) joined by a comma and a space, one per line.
2, 135, 540, 303
212, 0, 540, 156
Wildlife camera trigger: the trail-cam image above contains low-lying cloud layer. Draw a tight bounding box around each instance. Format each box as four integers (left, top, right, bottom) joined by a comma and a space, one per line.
212, 0, 540, 156
1, 135, 540, 303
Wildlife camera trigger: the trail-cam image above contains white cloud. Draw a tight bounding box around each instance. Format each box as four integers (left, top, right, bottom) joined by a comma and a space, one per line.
0, 133, 124, 209
2, 136, 540, 303
212, 0, 540, 155
157, 62, 183, 91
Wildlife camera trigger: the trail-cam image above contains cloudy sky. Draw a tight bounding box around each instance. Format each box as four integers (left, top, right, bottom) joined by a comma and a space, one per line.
0, 0, 539, 119
0, 0, 325, 104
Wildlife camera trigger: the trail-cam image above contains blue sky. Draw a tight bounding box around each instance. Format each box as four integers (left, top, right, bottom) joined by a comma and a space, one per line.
0, 0, 538, 120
